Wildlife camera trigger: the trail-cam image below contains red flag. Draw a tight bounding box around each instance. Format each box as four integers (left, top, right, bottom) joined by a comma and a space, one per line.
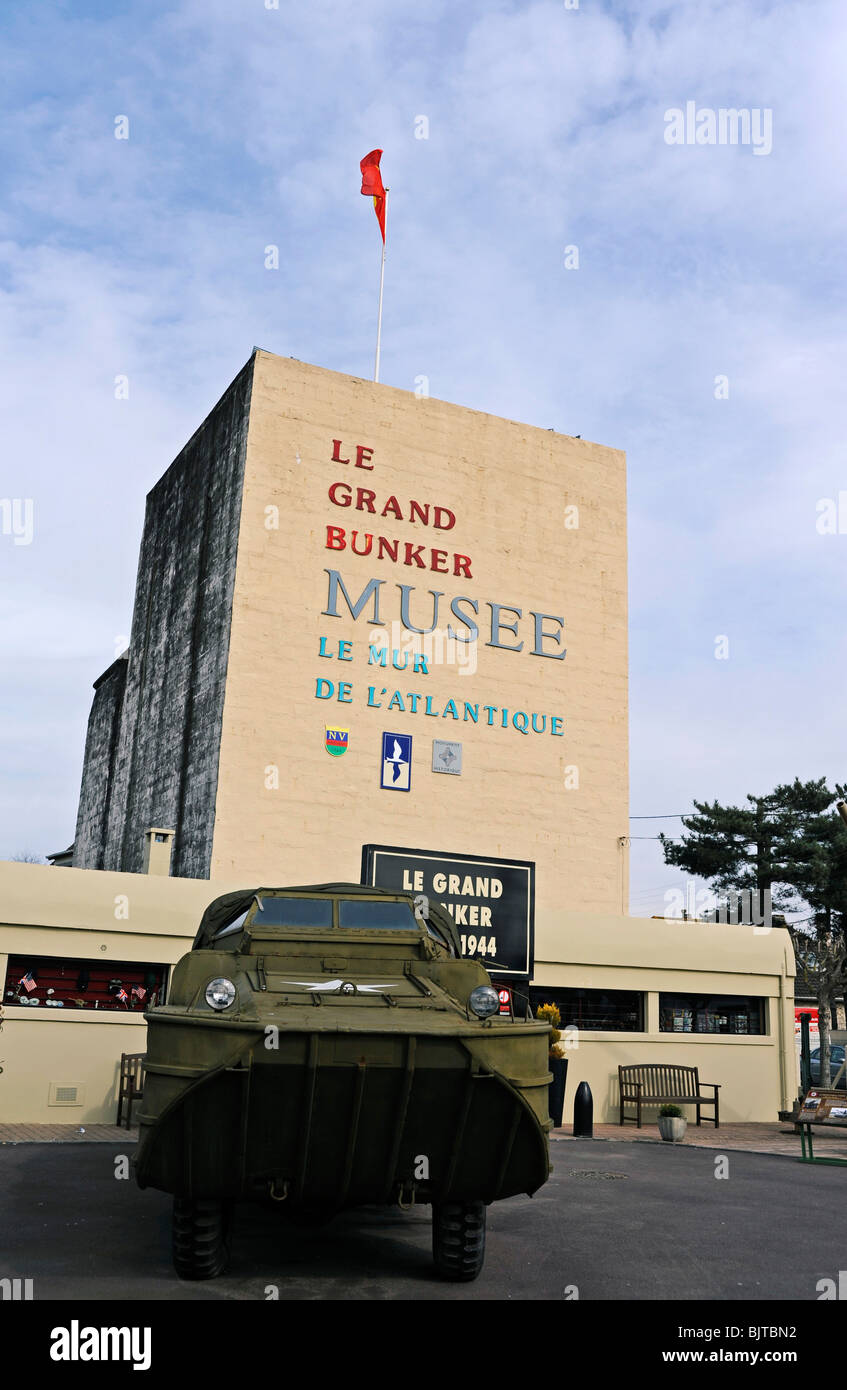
360, 149, 386, 242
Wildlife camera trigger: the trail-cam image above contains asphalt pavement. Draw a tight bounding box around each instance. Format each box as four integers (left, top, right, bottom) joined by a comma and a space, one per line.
1, 1137, 844, 1301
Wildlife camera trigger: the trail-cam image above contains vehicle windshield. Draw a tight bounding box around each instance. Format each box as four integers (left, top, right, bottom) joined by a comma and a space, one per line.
244, 897, 420, 930
253, 897, 334, 927
337, 899, 418, 930
209, 893, 448, 941
244, 897, 421, 930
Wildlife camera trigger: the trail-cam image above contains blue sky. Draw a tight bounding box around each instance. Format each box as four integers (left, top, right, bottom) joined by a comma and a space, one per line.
1, 0, 844, 915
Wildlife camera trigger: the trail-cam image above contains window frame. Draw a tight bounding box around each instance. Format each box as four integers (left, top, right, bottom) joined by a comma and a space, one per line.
658, 992, 768, 1035
529, 985, 645, 1033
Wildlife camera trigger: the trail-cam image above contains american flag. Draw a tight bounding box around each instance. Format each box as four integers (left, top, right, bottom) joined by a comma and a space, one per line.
131, 985, 146, 1002
19, 972, 36, 993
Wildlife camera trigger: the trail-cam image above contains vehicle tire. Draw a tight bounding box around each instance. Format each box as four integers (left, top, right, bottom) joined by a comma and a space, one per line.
172, 1197, 232, 1280
432, 1200, 486, 1282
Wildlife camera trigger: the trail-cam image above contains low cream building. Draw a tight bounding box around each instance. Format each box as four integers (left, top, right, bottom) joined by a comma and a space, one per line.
534, 912, 797, 1123
0, 862, 236, 1126
0, 861, 797, 1126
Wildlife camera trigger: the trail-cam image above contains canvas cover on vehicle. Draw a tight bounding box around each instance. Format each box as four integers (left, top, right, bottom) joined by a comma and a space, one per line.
192, 881, 461, 956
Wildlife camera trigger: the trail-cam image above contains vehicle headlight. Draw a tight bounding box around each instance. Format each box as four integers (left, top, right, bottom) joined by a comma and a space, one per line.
468, 985, 500, 1018
205, 978, 236, 1011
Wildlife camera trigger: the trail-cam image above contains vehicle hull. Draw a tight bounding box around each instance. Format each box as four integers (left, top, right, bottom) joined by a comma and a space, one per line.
135, 1013, 552, 1208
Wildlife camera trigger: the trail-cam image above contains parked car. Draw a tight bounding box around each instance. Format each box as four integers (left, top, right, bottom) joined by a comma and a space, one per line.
809, 1045, 846, 1087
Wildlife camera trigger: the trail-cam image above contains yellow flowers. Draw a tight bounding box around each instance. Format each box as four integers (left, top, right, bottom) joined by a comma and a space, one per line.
536, 1002, 565, 1060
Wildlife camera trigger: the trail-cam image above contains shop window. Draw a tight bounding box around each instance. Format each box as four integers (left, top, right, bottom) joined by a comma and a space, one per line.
529, 987, 644, 1032
3, 955, 168, 1013
659, 993, 766, 1035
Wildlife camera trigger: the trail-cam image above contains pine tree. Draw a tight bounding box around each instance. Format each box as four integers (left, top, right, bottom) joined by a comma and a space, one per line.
660, 777, 847, 1086
659, 789, 796, 916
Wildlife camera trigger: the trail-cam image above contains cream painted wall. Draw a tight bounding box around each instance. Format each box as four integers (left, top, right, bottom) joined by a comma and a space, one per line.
0, 862, 225, 1125
0, 925, 192, 1125
532, 914, 797, 1120
211, 353, 629, 939
0, 866, 796, 1125
1, 967, 794, 1126
0, 1009, 149, 1125
533, 973, 797, 1122
541, 1031, 790, 1125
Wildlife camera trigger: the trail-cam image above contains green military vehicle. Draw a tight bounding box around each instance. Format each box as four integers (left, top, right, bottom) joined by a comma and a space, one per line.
135, 884, 552, 1282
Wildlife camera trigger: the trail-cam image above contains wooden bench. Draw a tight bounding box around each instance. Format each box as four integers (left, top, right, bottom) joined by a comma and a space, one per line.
116, 1052, 145, 1129
619, 1064, 720, 1128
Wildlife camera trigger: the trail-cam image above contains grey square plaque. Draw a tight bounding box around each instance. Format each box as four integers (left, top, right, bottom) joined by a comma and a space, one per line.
432, 739, 462, 775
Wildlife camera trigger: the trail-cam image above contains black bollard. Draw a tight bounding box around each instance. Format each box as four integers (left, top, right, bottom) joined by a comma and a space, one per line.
573, 1080, 594, 1138
549, 1058, 569, 1127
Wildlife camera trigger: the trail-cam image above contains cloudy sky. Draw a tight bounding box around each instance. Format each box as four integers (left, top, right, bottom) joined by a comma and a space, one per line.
1, 0, 844, 914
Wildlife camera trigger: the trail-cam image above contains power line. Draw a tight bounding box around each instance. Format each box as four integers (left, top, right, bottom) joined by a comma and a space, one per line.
629, 814, 688, 819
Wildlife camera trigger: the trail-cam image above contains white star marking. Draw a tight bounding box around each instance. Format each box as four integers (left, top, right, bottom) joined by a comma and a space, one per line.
275, 980, 401, 993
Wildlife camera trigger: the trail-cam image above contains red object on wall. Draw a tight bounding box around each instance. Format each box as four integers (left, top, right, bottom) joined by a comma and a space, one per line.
795, 1007, 819, 1035
4, 954, 167, 1011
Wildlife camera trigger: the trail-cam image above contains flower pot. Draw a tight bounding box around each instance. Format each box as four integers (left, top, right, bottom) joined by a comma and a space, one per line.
548, 1058, 569, 1127
657, 1115, 687, 1143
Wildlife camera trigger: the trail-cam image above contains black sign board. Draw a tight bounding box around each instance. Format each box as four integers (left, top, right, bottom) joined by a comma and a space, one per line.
361, 844, 535, 978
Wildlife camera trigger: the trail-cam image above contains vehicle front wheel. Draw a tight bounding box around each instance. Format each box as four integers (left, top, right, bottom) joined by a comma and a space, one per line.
172, 1196, 232, 1280
432, 1200, 486, 1282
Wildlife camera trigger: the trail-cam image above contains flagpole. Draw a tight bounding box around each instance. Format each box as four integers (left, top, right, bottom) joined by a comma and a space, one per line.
374, 187, 388, 383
